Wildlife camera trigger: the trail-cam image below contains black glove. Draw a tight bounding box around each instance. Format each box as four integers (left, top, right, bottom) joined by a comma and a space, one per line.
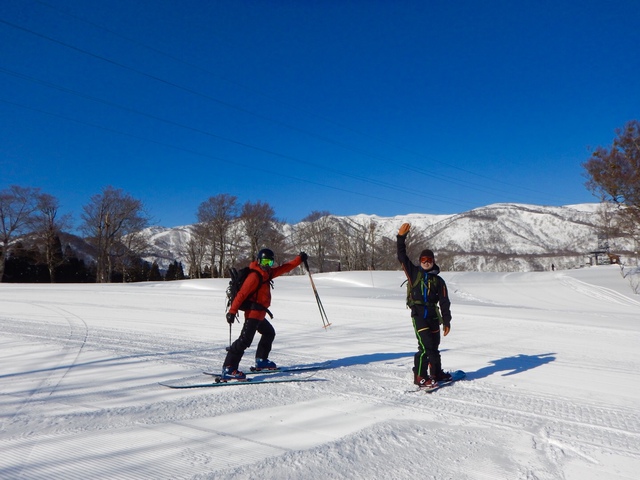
226, 312, 236, 324
299, 252, 308, 262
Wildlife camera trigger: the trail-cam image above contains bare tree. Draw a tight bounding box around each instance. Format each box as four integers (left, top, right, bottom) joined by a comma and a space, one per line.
262, 219, 287, 263
367, 220, 378, 270
118, 227, 150, 282
80, 186, 149, 283
295, 211, 334, 272
185, 223, 209, 278
197, 194, 239, 277
0, 185, 41, 282
333, 218, 367, 270
241, 200, 277, 259
32, 193, 72, 283
584, 120, 640, 242
375, 235, 399, 270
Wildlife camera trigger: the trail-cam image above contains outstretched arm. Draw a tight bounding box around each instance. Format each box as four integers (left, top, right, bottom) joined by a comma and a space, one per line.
271, 254, 303, 278
397, 223, 417, 280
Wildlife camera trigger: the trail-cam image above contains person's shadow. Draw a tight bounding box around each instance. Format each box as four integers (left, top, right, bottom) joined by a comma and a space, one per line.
466, 353, 556, 380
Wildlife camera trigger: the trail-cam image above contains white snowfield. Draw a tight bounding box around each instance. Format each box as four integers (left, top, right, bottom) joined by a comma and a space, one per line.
1, 265, 639, 479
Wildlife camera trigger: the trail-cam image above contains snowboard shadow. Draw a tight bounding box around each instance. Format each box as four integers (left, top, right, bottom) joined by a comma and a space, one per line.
466, 353, 556, 380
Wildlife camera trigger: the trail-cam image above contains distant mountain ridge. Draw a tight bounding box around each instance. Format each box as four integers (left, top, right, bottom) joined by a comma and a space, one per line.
141, 203, 633, 273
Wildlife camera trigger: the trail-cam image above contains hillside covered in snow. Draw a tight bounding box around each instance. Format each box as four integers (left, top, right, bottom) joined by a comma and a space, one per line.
142, 202, 632, 273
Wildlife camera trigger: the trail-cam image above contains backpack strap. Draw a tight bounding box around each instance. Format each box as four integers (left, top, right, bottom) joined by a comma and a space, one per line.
405, 272, 439, 308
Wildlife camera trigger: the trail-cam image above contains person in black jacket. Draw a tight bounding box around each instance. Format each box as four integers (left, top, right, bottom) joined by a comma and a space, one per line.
397, 222, 452, 388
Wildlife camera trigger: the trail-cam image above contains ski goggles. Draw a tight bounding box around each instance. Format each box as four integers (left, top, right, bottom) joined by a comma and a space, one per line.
259, 258, 274, 267
420, 256, 434, 264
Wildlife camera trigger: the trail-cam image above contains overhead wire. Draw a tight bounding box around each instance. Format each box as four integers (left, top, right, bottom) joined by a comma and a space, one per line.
0, 8, 577, 210
32, 0, 567, 202
1, 96, 449, 213
26, 4, 549, 204
0, 66, 474, 209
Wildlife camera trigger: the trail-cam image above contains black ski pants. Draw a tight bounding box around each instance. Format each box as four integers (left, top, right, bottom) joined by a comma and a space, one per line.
223, 317, 275, 370
412, 314, 442, 379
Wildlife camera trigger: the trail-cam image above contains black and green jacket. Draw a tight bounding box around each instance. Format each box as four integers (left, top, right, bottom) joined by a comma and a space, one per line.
397, 234, 452, 326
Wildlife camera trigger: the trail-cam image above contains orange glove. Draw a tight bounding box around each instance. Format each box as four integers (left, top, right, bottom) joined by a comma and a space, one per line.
398, 223, 410, 236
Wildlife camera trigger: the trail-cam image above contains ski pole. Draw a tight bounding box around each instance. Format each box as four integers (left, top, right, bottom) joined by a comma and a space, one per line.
303, 259, 331, 329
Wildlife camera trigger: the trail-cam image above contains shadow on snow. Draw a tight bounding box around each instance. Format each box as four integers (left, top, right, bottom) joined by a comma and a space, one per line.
466, 353, 556, 380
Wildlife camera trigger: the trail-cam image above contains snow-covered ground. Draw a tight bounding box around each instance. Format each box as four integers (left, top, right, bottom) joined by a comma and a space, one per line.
1, 265, 639, 479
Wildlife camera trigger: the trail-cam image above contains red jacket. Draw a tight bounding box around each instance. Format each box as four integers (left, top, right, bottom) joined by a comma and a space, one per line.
229, 255, 303, 320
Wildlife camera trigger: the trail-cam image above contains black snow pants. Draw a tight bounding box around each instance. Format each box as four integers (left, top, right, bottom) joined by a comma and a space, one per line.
412, 310, 442, 379
223, 317, 276, 370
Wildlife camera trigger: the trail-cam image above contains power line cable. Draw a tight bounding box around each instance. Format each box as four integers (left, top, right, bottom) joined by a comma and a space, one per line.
2, 10, 574, 205
0, 67, 477, 208
2, 96, 473, 212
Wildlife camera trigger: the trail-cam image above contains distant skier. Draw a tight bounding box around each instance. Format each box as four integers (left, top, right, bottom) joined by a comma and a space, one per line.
397, 223, 453, 388
221, 248, 307, 380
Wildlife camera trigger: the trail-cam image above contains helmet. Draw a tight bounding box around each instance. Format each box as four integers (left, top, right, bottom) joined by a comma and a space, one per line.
257, 248, 275, 266
257, 248, 275, 262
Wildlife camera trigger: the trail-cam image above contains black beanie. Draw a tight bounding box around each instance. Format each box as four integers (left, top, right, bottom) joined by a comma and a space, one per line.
420, 249, 434, 259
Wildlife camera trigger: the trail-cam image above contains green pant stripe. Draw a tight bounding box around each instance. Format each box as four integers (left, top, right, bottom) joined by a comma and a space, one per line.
412, 317, 428, 375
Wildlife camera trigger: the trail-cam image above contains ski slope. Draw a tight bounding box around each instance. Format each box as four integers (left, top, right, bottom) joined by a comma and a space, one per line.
1, 265, 639, 479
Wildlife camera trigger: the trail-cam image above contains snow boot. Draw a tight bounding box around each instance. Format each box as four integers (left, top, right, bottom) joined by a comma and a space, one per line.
416, 376, 437, 389
221, 367, 246, 381
414, 373, 428, 385
254, 358, 277, 371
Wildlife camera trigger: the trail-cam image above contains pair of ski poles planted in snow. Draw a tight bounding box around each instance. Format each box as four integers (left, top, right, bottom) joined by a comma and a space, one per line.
226, 258, 331, 347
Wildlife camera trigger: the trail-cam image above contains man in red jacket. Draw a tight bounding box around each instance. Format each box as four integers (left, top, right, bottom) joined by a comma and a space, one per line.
221, 248, 307, 380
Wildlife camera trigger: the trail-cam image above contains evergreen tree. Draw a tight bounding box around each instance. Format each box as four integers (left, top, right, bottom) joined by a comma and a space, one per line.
148, 261, 163, 281
165, 260, 186, 280
176, 261, 185, 280
165, 261, 176, 280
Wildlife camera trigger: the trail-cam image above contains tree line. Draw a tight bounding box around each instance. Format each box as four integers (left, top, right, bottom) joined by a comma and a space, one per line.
2, 119, 638, 282
0, 185, 427, 283
0, 185, 184, 283
185, 198, 433, 279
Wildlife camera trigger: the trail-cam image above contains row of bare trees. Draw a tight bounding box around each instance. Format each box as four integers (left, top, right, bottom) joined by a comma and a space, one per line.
0, 186, 71, 282
185, 195, 287, 278
184, 195, 431, 278
1, 185, 150, 283
1, 181, 438, 283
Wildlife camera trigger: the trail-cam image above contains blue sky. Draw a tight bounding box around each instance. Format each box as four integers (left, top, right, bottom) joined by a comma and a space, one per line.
2, 1, 639, 228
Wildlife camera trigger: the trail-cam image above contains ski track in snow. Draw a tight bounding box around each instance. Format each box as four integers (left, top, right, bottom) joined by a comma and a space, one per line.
1, 268, 639, 479
557, 274, 640, 308
4, 326, 639, 477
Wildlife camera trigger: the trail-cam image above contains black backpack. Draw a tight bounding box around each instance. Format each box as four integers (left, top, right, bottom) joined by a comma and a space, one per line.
226, 266, 273, 318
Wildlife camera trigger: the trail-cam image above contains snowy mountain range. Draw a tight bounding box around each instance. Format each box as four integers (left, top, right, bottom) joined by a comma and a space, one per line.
141, 202, 636, 273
